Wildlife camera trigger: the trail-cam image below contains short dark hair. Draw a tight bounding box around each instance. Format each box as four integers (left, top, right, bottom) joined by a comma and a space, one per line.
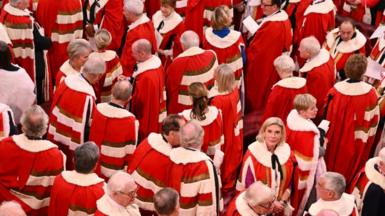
0, 41, 12, 69
154, 188, 179, 215
344, 54, 367, 81
162, 114, 184, 136
271, 0, 282, 7
74, 142, 99, 173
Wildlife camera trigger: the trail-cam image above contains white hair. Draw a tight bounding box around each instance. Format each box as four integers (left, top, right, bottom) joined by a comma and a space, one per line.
180, 120, 204, 149
82, 56, 106, 75
244, 181, 275, 206
132, 39, 152, 54
9, 0, 24, 6
180, 31, 200, 50
0, 201, 26, 216
321, 172, 346, 198
67, 39, 91, 59
300, 36, 321, 57
20, 105, 49, 138
107, 171, 136, 195
123, 0, 144, 15
379, 147, 385, 163
273, 54, 295, 72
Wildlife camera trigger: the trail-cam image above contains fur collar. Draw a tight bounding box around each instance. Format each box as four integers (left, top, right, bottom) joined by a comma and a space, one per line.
365, 157, 385, 190
169, 147, 211, 164
205, 28, 242, 49
89, 50, 116, 62
208, 85, 232, 98
147, 133, 172, 156
60, 60, 79, 76
132, 55, 162, 78
248, 141, 291, 168
177, 46, 206, 58
61, 170, 104, 187
334, 80, 372, 96
308, 193, 356, 216
12, 134, 57, 152
152, 10, 183, 34
326, 28, 367, 54
287, 109, 319, 134
4, 3, 31, 16
64, 74, 96, 98
96, 103, 134, 118
260, 10, 288, 27
304, 0, 335, 15
96, 194, 141, 216
181, 106, 220, 126
128, 14, 151, 31
273, 77, 306, 89
289, 0, 300, 3
299, 49, 330, 73
235, 192, 259, 216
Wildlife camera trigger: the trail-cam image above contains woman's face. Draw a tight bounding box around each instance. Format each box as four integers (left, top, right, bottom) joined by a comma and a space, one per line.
72, 51, 90, 69
300, 105, 318, 120
161, 4, 174, 17
264, 124, 282, 151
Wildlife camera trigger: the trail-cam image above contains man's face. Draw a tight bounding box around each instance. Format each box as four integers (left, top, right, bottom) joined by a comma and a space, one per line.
340, 23, 355, 42
17, 0, 30, 10
113, 182, 138, 207
316, 177, 335, 201
261, 0, 278, 16
298, 43, 310, 59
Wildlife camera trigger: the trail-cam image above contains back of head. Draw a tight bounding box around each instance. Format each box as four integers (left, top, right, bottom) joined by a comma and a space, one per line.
293, 93, 317, 112
67, 39, 92, 60
273, 54, 295, 74
321, 172, 346, 199
300, 36, 321, 57
211, 5, 231, 30
154, 188, 180, 216
20, 105, 49, 138
132, 39, 152, 55
188, 82, 208, 121
244, 181, 275, 206
162, 114, 184, 136
112, 80, 133, 102
344, 54, 367, 81
180, 30, 200, 50
124, 0, 144, 15
215, 64, 235, 93
94, 29, 112, 50
180, 120, 204, 149
82, 56, 106, 76
74, 141, 99, 174
0, 40, 12, 69
0, 201, 26, 216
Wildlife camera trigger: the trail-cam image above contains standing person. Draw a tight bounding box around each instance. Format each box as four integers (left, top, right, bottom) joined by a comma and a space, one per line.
325, 54, 380, 187
154, 188, 180, 216
364, 30, 385, 87
244, 0, 292, 114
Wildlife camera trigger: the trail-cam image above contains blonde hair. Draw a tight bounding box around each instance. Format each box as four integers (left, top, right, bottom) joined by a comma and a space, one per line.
257, 117, 286, 146
215, 64, 235, 92
188, 82, 208, 121
95, 29, 112, 50
211, 5, 232, 30
293, 93, 317, 112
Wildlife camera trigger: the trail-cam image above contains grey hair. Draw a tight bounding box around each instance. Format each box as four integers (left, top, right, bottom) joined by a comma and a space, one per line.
112, 80, 133, 101
107, 171, 136, 195
0, 201, 26, 216
273, 54, 295, 72
74, 141, 99, 174
67, 39, 92, 60
20, 105, 49, 138
154, 188, 179, 215
180, 31, 200, 50
82, 56, 106, 75
132, 39, 152, 55
244, 181, 275, 206
300, 36, 321, 57
180, 120, 204, 149
379, 147, 385, 163
321, 172, 346, 198
123, 0, 144, 15
9, 0, 24, 7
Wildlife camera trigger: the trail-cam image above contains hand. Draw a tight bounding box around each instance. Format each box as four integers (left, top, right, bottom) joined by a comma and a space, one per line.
272, 201, 284, 214
85, 23, 95, 38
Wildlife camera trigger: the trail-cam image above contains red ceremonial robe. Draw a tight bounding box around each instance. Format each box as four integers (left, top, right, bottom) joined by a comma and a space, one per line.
89, 102, 138, 180
55, 60, 79, 86
262, 77, 308, 124
203, 0, 233, 27
152, 10, 184, 69
89, 50, 123, 102
169, 147, 222, 216
48, 74, 96, 169
127, 133, 173, 214
341, 2, 372, 24
365, 36, 385, 84
166, 47, 217, 114
225, 192, 262, 216
285, 0, 312, 45
305, 193, 359, 216
325, 80, 380, 186
183, 0, 205, 40
35, 0, 83, 79
244, 10, 292, 113
48, 171, 105, 216
130, 55, 166, 141
209, 86, 243, 193
180, 106, 224, 157
143, 0, 160, 18
203, 27, 244, 86
0, 103, 15, 139
95, 194, 141, 216
325, 28, 367, 74
299, 48, 335, 121
120, 15, 157, 77
0, 134, 65, 216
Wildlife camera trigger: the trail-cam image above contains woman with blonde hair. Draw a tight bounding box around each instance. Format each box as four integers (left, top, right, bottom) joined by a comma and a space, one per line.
89, 29, 123, 102
237, 117, 298, 215
203, 5, 245, 87
180, 82, 223, 158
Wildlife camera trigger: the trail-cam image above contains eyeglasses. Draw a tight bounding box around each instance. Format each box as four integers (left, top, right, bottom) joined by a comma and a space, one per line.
118, 188, 138, 198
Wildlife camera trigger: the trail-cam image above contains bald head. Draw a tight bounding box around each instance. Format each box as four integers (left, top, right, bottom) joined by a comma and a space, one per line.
180, 31, 200, 50
112, 80, 133, 102
180, 120, 204, 150
132, 39, 153, 62
299, 36, 321, 59
244, 181, 275, 206
0, 201, 26, 216
108, 171, 136, 195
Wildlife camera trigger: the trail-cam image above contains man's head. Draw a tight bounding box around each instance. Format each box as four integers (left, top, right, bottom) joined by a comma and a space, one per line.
20, 105, 49, 139
162, 115, 186, 147
299, 36, 321, 59
344, 54, 367, 81
316, 172, 346, 201
112, 80, 133, 104
244, 181, 275, 215
0, 201, 26, 216
261, 0, 280, 16
132, 39, 153, 62
339, 20, 355, 42
81, 56, 106, 84
74, 141, 99, 174
273, 54, 295, 79
123, 0, 144, 22
180, 120, 204, 150
107, 172, 138, 207
180, 31, 200, 51
154, 188, 180, 216
10, 0, 29, 10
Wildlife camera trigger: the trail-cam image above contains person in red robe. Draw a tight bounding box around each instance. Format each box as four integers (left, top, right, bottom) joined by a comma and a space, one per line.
153, 188, 180, 216
48, 142, 105, 216
244, 0, 292, 114
121, 0, 157, 77
285, 0, 312, 46
209, 65, 243, 198
325, 20, 366, 80
35, 0, 83, 78
127, 115, 185, 216
203, 0, 241, 27
324, 54, 380, 187
152, 0, 185, 69
262, 54, 308, 124
0, 103, 17, 139
168, 121, 222, 215
226, 181, 276, 216
182, 0, 205, 40
129, 39, 166, 141
304, 172, 359, 216
0, 105, 65, 216
89, 80, 138, 180
341, 0, 373, 24
236, 117, 298, 215
48, 57, 106, 169
166, 30, 217, 114
364, 32, 385, 87
298, 36, 336, 122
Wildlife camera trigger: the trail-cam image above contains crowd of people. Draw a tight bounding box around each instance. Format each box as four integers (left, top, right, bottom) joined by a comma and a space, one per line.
1, 0, 385, 215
